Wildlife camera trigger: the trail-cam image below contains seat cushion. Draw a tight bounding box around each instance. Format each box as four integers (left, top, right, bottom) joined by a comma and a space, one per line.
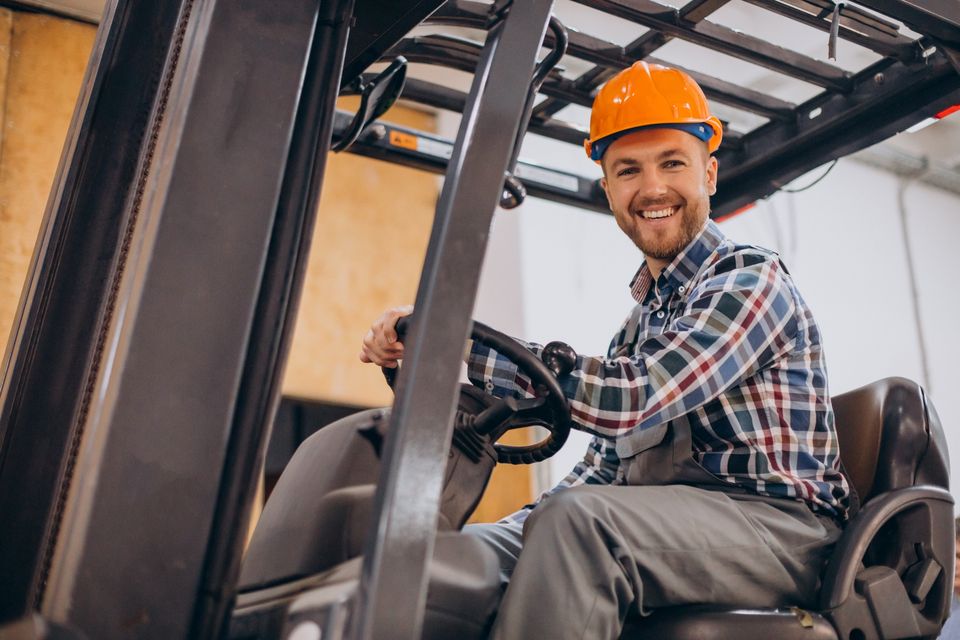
232, 531, 500, 640
621, 605, 838, 640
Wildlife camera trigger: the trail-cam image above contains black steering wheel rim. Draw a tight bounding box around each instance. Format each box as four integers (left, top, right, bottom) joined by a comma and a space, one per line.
469, 320, 572, 463
385, 316, 572, 464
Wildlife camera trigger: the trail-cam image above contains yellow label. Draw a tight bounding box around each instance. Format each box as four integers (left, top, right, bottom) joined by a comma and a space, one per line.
389, 130, 418, 150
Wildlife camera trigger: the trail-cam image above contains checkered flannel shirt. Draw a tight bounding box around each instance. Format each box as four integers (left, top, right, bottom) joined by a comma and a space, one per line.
467, 220, 850, 524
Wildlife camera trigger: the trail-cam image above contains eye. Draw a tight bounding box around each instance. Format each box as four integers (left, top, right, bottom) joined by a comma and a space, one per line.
663, 159, 686, 169
616, 166, 638, 177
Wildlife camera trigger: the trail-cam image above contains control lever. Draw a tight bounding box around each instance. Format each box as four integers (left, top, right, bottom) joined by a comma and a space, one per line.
541, 341, 577, 376
380, 315, 410, 389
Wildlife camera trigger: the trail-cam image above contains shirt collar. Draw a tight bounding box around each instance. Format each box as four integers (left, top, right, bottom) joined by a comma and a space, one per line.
628, 220, 725, 303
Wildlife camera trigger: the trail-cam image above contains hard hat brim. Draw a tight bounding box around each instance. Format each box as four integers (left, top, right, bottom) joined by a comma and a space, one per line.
586, 118, 723, 162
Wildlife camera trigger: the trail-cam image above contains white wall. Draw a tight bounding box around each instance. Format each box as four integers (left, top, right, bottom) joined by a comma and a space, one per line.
473, 130, 960, 504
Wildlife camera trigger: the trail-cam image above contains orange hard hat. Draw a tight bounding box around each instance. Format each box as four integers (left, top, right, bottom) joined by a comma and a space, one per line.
584, 61, 723, 161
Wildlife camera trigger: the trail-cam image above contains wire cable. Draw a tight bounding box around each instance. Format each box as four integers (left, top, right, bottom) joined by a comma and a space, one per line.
782, 159, 839, 193
897, 174, 934, 394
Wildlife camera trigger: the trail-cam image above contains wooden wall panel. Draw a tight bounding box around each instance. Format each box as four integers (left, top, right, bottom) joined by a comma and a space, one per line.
0, 10, 10, 154
0, 14, 533, 523
0, 12, 95, 355
281, 97, 436, 408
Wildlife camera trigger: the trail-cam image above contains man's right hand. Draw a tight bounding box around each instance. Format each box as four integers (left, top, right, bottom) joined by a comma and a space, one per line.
358, 305, 414, 369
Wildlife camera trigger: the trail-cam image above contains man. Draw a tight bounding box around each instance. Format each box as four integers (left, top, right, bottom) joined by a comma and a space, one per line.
360, 61, 850, 638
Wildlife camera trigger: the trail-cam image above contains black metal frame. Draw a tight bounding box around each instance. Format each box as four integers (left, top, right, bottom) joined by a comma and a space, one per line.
0, 0, 957, 638
353, 0, 960, 217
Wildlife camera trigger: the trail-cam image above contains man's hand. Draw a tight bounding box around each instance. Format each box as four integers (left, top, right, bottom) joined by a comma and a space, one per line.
359, 305, 413, 368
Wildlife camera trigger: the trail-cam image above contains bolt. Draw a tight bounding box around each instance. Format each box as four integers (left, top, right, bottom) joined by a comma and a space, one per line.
364, 124, 387, 142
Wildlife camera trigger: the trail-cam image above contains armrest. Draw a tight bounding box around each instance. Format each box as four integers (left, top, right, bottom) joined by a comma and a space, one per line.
819, 485, 954, 610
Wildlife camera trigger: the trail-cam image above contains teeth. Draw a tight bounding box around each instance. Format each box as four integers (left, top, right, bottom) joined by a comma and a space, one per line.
642, 207, 675, 219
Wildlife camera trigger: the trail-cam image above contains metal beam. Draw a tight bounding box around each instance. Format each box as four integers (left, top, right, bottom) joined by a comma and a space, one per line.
0, 0, 187, 622
351, 2, 556, 638
189, 0, 355, 636
438, 0, 782, 128
342, 0, 446, 83
712, 54, 960, 215
744, 0, 917, 60
679, 0, 735, 23
34, 0, 342, 637
856, 0, 960, 49
573, 0, 853, 91
393, 33, 796, 120
336, 111, 607, 212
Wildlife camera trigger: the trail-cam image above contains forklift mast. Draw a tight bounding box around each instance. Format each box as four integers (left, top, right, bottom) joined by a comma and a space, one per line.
0, 0, 957, 638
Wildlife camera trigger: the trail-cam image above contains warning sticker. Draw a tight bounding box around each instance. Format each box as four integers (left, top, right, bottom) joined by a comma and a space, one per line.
389, 130, 418, 150
389, 130, 454, 160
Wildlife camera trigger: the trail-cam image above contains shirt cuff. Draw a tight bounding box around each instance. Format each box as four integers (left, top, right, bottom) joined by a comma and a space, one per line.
466, 340, 522, 398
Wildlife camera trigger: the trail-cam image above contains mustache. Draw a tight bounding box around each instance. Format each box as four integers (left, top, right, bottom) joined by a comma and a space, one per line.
629, 198, 681, 213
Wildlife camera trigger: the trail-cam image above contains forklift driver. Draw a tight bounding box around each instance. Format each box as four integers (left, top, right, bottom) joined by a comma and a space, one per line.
359, 61, 851, 639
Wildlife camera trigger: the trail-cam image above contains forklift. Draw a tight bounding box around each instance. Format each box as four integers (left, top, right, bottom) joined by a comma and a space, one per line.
1, 1, 958, 638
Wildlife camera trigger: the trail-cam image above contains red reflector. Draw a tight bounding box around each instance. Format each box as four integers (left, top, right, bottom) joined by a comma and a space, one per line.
716, 202, 756, 222
936, 104, 960, 119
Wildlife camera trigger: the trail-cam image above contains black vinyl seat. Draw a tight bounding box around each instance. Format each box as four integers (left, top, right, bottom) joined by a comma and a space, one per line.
232, 409, 503, 640
622, 377, 954, 640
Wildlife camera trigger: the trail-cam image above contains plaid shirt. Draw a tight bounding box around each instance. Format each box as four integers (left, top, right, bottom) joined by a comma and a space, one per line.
467, 221, 850, 523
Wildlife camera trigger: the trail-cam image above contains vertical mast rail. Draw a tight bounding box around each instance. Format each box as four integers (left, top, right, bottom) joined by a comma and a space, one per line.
351, 1, 555, 639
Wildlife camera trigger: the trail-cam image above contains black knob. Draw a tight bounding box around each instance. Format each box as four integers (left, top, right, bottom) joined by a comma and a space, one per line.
395, 315, 410, 340
541, 341, 577, 377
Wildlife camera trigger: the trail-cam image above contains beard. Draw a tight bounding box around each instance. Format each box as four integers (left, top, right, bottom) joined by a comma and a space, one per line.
628, 196, 710, 261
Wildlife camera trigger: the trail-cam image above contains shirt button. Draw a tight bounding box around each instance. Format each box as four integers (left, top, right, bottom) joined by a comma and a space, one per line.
656, 310, 665, 319
678, 285, 686, 293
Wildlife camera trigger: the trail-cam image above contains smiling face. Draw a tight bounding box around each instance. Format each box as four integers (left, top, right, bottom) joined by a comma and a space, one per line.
600, 128, 718, 277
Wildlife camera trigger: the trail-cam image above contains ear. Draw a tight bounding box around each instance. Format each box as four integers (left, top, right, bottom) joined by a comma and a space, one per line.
705, 156, 718, 196
599, 175, 613, 210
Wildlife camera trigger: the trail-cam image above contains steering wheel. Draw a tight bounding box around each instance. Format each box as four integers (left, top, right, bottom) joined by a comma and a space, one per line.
383, 316, 574, 465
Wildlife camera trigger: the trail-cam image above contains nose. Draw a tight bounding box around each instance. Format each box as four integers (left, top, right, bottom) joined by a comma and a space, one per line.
634, 169, 669, 203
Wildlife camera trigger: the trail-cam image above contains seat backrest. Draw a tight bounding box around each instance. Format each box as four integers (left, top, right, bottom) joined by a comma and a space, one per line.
832, 377, 949, 503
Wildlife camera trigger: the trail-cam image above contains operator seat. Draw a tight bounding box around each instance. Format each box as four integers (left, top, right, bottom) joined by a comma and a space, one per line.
622, 377, 954, 640
231, 408, 502, 640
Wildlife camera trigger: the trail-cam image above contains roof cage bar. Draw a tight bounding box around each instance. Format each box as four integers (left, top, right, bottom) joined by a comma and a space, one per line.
677, 0, 737, 22
545, 28, 798, 119
397, 76, 747, 152
396, 78, 590, 145
531, 29, 669, 120
426, 0, 497, 29
331, 110, 609, 212
433, 1, 796, 127
392, 31, 796, 121
388, 34, 483, 74
856, 0, 960, 49
744, 0, 918, 60
438, 0, 730, 120
650, 58, 795, 119
531, 0, 732, 120
714, 50, 960, 211
573, 0, 854, 91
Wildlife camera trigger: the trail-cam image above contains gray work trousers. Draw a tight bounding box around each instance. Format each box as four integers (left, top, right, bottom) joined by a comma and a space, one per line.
464, 415, 843, 639
466, 485, 840, 639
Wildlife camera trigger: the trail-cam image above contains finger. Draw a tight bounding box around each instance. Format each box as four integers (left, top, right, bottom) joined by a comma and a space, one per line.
362, 330, 404, 365
383, 305, 414, 344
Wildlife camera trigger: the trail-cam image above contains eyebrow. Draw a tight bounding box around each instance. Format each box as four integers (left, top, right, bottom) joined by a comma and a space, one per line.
608, 148, 691, 170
